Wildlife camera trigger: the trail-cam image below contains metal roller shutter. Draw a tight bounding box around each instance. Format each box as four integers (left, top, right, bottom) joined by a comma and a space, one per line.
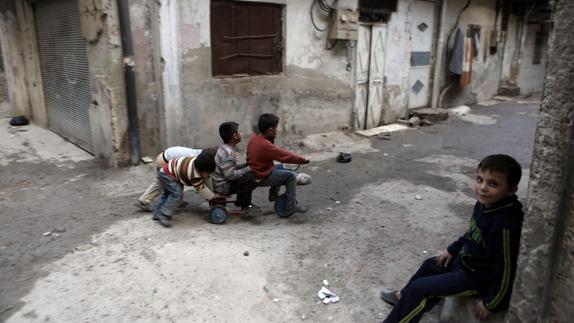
35, 0, 93, 153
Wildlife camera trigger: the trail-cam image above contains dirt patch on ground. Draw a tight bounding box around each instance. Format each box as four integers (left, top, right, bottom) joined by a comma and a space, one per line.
0, 102, 539, 322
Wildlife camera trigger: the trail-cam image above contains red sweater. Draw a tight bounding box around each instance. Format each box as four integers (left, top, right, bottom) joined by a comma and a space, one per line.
247, 134, 307, 179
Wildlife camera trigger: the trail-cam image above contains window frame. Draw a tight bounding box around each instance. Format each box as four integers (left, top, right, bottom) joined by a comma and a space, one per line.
210, 0, 285, 78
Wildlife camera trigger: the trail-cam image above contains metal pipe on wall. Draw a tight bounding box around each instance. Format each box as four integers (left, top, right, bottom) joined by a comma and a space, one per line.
116, 0, 141, 165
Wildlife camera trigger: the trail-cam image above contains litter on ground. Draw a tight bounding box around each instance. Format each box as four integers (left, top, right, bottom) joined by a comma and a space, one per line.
318, 286, 339, 304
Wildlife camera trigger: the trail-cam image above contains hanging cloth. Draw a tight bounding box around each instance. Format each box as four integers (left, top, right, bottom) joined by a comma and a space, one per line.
448, 28, 465, 75
459, 34, 473, 87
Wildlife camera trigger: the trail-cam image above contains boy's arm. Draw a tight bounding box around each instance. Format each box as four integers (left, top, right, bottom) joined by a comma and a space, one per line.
482, 225, 521, 312
264, 141, 308, 164
448, 203, 478, 257
446, 235, 466, 258
192, 179, 215, 201
219, 156, 250, 181
236, 162, 247, 169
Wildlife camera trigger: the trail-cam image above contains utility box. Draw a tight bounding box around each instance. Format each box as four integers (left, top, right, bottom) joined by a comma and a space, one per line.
328, 9, 359, 40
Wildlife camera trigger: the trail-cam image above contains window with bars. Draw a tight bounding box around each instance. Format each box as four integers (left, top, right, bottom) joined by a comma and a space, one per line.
359, 0, 397, 22
210, 0, 283, 77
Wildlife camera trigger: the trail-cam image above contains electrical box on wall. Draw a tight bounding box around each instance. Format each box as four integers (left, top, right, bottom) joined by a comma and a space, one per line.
328, 9, 359, 40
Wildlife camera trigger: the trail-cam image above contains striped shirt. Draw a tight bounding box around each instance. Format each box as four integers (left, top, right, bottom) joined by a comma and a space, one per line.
212, 144, 250, 194
162, 156, 214, 200
163, 146, 202, 162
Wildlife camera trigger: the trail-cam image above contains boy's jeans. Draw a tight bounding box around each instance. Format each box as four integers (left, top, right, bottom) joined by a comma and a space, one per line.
258, 165, 297, 212
154, 170, 183, 218
384, 257, 480, 323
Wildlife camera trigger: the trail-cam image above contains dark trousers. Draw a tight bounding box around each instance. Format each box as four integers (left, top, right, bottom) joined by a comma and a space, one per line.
384, 257, 480, 323
228, 172, 257, 207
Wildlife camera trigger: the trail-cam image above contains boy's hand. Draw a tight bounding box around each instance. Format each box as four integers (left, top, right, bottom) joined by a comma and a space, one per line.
302, 158, 310, 164
435, 250, 453, 268
473, 300, 491, 321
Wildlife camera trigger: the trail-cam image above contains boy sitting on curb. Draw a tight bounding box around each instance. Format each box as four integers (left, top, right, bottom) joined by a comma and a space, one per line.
211, 121, 258, 211
247, 114, 310, 216
380, 154, 524, 323
153, 148, 217, 227
135, 146, 202, 211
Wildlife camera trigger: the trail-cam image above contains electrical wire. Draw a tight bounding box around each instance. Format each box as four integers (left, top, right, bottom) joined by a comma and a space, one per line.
310, 0, 338, 32
310, 0, 328, 32
318, 0, 335, 13
326, 39, 338, 50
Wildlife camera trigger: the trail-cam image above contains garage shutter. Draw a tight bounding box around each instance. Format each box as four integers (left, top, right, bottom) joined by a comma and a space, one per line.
35, 0, 93, 153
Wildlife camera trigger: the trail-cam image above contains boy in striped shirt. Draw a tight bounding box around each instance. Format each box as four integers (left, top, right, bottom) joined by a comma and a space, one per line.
135, 146, 203, 211
153, 148, 217, 227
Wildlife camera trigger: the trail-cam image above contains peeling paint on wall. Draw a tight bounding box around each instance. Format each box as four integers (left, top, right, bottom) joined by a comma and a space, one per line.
80, 0, 107, 43
80, 0, 130, 166
158, 0, 356, 148
383, 2, 410, 119
0, 10, 30, 118
442, 0, 506, 107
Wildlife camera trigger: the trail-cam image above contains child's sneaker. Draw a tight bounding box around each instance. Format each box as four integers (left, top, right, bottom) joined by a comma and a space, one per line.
284, 202, 308, 216
135, 201, 151, 212
241, 204, 262, 215
153, 213, 172, 227
380, 289, 399, 306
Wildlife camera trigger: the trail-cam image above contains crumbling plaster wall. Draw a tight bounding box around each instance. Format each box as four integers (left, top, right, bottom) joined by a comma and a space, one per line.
501, 11, 546, 96
79, 0, 130, 166
128, 0, 162, 156
14, 0, 46, 127
0, 6, 25, 118
382, 0, 410, 121
0, 1, 28, 119
0, 1, 46, 125
501, 14, 518, 82
161, 0, 356, 148
506, 1, 574, 322
516, 23, 546, 96
442, 0, 502, 107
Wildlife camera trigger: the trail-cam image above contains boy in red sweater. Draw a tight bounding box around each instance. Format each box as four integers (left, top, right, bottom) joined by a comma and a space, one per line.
247, 114, 310, 216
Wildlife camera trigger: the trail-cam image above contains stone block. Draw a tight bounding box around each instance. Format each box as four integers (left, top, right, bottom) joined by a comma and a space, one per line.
497, 86, 520, 97
439, 296, 507, 323
410, 108, 449, 123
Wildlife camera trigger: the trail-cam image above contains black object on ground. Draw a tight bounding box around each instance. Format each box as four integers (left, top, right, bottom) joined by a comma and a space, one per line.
336, 152, 352, 163
9, 116, 29, 126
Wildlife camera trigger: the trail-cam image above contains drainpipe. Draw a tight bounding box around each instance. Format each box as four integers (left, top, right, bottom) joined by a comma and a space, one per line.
116, 0, 141, 165
431, 0, 448, 108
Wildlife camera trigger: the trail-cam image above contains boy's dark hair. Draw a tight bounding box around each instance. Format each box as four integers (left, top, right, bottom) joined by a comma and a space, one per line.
219, 121, 239, 143
477, 154, 522, 188
258, 114, 279, 133
194, 147, 217, 173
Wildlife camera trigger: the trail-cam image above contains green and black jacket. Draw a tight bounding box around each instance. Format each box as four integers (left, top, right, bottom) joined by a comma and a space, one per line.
447, 195, 524, 312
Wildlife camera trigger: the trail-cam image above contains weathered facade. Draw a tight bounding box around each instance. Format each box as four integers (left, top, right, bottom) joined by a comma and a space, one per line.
160, 0, 356, 150
0, 0, 547, 165
506, 1, 574, 322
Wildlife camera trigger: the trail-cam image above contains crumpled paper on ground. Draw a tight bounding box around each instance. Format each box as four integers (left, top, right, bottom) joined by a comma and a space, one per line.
318, 286, 339, 304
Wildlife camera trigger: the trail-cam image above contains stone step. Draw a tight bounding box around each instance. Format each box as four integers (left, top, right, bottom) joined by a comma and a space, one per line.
439, 297, 507, 323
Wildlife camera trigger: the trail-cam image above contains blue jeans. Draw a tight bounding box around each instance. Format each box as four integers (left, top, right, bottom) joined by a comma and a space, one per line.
154, 170, 183, 217
258, 165, 297, 211
384, 257, 480, 323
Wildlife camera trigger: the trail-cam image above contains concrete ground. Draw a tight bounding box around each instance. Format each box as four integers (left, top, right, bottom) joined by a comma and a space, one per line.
0, 98, 538, 322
